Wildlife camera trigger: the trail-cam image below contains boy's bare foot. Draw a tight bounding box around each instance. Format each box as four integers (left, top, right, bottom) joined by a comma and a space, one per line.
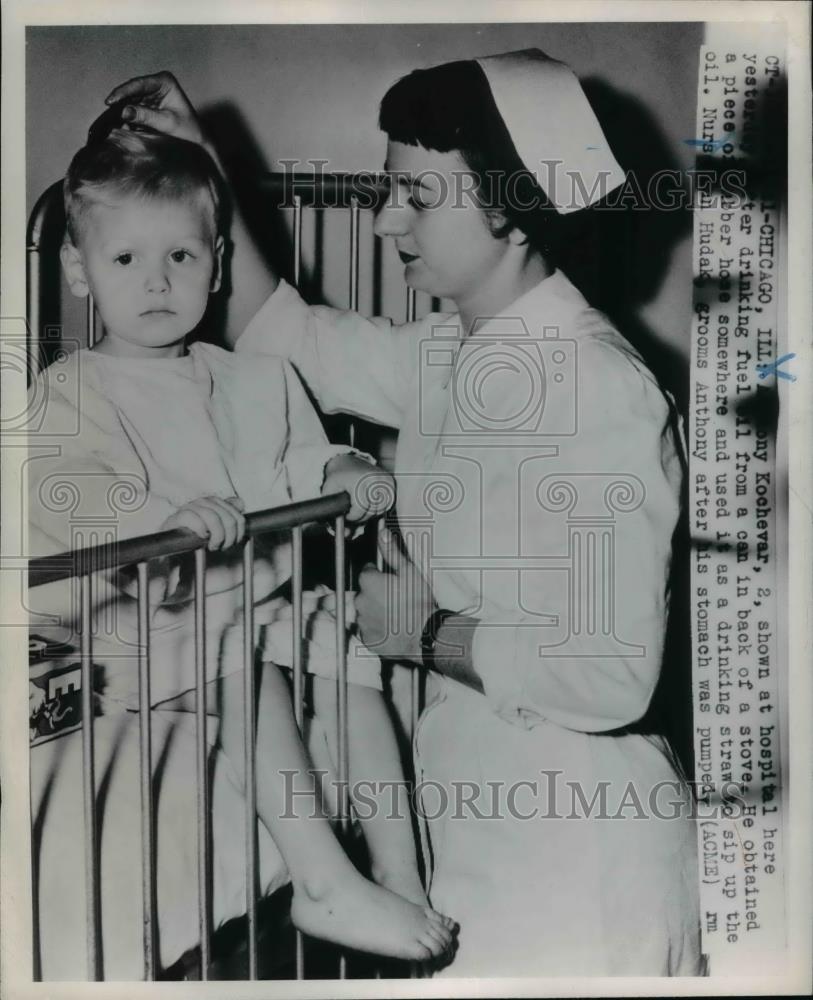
374, 866, 430, 908
291, 868, 457, 960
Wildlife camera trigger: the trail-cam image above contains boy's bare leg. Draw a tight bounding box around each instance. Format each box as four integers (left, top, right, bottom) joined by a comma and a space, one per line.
212, 663, 454, 961
311, 677, 427, 906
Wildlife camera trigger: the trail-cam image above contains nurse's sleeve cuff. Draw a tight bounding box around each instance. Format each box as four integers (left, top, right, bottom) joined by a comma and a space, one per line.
285, 444, 376, 502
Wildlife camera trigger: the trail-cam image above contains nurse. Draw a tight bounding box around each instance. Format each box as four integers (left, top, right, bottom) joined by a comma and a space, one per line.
109, 50, 701, 977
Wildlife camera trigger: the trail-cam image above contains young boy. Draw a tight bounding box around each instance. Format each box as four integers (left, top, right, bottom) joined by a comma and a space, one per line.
28, 125, 454, 978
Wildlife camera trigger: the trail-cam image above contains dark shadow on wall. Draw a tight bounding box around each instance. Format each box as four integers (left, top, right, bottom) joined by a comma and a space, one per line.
194, 102, 290, 344
552, 79, 697, 776
558, 77, 694, 412
638, 51, 784, 779
198, 100, 360, 451
197, 100, 331, 344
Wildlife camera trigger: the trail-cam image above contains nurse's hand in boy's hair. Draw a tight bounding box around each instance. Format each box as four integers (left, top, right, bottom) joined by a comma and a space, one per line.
160, 495, 246, 551
104, 71, 204, 145
322, 454, 396, 523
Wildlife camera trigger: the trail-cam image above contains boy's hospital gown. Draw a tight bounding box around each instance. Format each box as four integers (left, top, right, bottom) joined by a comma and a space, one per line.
28, 343, 376, 977
238, 271, 703, 976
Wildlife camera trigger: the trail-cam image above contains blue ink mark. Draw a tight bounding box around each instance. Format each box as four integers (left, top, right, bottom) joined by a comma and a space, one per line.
585, 145, 601, 150
757, 353, 797, 381
683, 135, 733, 150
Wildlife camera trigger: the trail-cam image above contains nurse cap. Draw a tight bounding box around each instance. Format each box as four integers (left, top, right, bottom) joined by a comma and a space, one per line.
474, 48, 625, 213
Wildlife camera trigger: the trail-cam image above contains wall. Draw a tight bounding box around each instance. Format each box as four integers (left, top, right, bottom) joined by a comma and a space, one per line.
26, 21, 702, 392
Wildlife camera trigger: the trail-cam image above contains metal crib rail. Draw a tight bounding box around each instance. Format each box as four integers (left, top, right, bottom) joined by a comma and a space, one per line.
29, 492, 351, 981
26, 180, 62, 378
257, 171, 387, 209
28, 494, 350, 587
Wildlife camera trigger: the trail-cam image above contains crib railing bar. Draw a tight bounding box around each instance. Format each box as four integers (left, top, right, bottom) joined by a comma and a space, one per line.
242, 538, 259, 980
87, 294, 98, 349
413, 526, 434, 741
293, 194, 302, 289
405, 289, 423, 748
291, 527, 304, 729
292, 517, 305, 982
79, 574, 101, 980
292, 525, 305, 979
296, 932, 305, 981
411, 670, 422, 746
26, 180, 63, 251
136, 562, 157, 980
333, 518, 350, 835
194, 548, 212, 979
246, 493, 351, 534
349, 197, 360, 313
347, 196, 361, 455
25, 180, 64, 379
406, 286, 416, 324
333, 516, 349, 982
29, 529, 202, 588
28, 494, 352, 588
26, 243, 41, 383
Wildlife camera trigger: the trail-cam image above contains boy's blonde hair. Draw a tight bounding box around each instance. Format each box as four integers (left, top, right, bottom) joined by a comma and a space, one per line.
64, 128, 224, 245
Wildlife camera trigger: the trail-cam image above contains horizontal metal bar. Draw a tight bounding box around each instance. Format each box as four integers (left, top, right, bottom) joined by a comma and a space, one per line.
246, 493, 350, 535
28, 493, 351, 588
256, 172, 387, 209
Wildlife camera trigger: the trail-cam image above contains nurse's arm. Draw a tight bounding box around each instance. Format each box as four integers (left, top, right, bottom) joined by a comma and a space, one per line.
104, 72, 278, 343
236, 277, 419, 429
405, 608, 666, 722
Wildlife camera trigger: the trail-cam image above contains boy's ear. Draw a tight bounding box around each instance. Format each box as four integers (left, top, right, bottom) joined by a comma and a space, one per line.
60, 242, 90, 298
210, 235, 225, 294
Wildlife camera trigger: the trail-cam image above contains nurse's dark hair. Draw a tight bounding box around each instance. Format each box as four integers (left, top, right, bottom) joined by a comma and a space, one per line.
379, 59, 562, 259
